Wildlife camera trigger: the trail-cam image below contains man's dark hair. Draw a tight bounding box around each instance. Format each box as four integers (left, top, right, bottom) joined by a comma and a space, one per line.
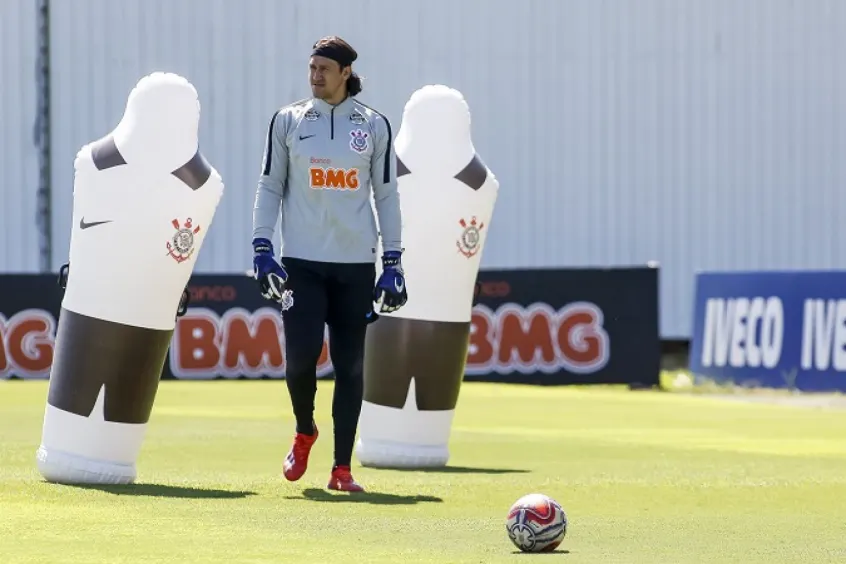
312, 36, 363, 96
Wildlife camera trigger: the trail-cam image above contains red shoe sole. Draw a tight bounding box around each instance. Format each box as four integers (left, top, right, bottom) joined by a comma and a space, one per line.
327, 480, 365, 492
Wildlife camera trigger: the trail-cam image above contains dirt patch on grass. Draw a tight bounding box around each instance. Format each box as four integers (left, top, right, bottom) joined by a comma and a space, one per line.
706, 393, 846, 410
660, 371, 846, 409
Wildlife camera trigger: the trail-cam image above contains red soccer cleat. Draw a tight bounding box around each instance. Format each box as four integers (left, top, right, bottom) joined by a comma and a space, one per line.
327, 465, 365, 492
282, 422, 318, 482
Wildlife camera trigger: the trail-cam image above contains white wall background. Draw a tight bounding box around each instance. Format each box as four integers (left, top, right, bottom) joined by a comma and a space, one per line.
3, 0, 844, 338
0, 0, 40, 271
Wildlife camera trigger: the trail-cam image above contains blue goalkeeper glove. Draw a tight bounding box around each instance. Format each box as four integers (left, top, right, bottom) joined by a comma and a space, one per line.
373, 250, 408, 313
252, 238, 289, 303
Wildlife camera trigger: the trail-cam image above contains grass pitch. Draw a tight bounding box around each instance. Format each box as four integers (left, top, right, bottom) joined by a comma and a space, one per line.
2, 380, 846, 563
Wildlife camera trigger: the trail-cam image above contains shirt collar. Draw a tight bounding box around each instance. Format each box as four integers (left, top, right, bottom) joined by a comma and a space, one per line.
311, 95, 354, 115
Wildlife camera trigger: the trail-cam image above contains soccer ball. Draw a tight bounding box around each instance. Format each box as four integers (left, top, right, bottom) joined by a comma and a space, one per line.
505, 493, 567, 553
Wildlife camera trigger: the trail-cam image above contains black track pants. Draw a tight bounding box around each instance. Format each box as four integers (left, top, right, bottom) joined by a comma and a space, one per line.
280, 257, 375, 467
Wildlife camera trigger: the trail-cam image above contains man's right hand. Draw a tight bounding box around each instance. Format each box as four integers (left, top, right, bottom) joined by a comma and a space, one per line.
252, 238, 289, 303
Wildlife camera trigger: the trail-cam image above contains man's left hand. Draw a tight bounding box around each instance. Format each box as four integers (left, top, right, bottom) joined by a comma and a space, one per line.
373, 250, 408, 313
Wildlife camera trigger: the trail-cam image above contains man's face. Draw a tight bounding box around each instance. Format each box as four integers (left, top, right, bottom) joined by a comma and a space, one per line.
309, 56, 349, 101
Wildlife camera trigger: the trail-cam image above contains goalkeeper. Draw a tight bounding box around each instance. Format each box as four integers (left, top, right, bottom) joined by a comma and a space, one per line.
251, 35, 407, 492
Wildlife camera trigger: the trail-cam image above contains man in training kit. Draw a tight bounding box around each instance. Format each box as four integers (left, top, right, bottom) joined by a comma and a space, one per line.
251, 36, 408, 492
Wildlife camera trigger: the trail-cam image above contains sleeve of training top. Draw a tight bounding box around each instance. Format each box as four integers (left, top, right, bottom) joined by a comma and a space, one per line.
370, 114, 403, 253
252, 110, 289, 242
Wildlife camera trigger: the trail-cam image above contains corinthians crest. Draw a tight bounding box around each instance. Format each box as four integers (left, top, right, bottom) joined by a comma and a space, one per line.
167, 217, 201, 264
457, 216, 485, 258
349, 129, 369, 153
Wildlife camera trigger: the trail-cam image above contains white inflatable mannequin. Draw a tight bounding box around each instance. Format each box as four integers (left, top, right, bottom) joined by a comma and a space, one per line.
356, 85, 500, 468
36, 72, 225, 485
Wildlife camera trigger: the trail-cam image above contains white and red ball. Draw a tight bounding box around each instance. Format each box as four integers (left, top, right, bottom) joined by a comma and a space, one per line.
505, 493, 568, 553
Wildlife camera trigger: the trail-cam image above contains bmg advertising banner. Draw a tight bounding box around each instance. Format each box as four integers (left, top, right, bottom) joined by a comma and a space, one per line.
689, 270, 846, 392
0, 267, 659, 386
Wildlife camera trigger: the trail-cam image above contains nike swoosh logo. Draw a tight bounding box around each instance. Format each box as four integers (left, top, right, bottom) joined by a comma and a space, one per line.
299, 134, 315, 140
79, 218, 113, 230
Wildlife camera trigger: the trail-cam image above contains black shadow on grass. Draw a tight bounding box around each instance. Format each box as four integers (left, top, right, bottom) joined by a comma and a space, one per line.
511, 549, 570, 555
367, 465, 529, 474
284, 488, 443, 505
61, 483, 257, 499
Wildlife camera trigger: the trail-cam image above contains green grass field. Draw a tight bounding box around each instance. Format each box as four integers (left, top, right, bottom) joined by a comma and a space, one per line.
2, 379, 846, 563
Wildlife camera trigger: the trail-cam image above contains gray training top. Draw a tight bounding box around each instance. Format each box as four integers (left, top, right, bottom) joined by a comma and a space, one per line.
252, 96, 402, 263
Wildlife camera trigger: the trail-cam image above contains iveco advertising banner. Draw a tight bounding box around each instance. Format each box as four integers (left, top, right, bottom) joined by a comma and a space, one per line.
689, 270, 846, 392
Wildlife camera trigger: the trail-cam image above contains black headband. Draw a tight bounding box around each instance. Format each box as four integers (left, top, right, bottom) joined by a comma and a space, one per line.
312, 44, 356, 68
